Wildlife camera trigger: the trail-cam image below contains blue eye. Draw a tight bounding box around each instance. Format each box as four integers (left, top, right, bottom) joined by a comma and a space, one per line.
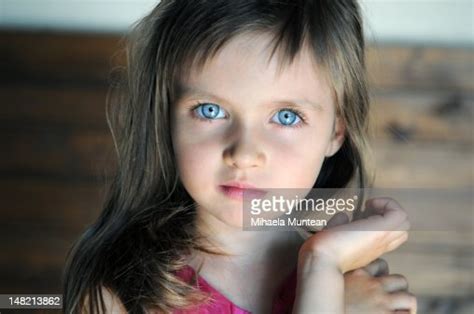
194, 103, 226, 120
190, 103, 305, 128
271, 109, 302, 126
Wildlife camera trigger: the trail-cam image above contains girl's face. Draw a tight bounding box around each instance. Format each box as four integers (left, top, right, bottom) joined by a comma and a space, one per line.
171, 33, 345, 229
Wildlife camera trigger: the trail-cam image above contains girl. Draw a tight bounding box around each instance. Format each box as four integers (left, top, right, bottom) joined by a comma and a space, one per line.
63, 0, 416, 313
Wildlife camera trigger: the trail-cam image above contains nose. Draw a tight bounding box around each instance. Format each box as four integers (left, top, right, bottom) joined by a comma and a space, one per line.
223, 129, 266, 169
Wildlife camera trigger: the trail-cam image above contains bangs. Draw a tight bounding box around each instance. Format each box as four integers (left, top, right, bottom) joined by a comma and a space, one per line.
156, 1, 330, 102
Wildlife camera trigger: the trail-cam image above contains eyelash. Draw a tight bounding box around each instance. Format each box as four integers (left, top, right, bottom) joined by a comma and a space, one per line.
188, 102, 307, 128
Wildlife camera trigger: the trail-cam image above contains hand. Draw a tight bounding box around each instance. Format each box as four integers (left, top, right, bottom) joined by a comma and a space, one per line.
345, 258, 417, 314
297, 197, 411, 275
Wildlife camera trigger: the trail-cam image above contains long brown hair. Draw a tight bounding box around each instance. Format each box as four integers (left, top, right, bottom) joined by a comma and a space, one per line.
63, 0, 374, 312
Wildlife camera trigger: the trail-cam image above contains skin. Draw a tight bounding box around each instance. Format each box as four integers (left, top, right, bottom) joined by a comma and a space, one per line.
170, 31, 344, 312
170, 32, 416, 313
294, 199, 417, 313
171, 31, 345, 243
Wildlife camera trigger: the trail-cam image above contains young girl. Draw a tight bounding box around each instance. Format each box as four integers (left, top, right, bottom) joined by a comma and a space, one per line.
63, 0, 416, 313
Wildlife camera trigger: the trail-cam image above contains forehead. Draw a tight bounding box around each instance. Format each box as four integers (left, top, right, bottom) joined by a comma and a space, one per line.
179, 32, 334, 109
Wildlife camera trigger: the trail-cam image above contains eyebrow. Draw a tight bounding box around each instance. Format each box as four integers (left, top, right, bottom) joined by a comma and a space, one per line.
178, 85, 324, 111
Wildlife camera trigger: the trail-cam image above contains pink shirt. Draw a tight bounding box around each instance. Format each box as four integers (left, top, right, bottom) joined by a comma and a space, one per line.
173, 265, 297, 314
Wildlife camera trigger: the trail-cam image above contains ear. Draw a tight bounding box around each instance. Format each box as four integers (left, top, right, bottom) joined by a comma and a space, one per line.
325, 115, 346, 157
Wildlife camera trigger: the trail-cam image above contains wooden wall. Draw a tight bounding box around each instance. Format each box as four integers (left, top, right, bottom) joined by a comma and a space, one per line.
0, 31, 119, 314
0, 30, 472, 313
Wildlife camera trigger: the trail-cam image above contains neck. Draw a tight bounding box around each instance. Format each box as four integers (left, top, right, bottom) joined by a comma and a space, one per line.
192, 207, 305, 270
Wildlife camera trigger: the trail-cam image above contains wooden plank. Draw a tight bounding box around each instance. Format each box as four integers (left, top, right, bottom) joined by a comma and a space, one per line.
0, 180, 105, 226
0, 85, 110, 130
1, 31, 473, 92
0, 226, 75, 297
371, 90, 473, 143
367, 45, 474, 92
0, 266, 63, 294
0, 223, 81, 272
385, 232, 473, 297
0, 30, 125, 86
362, 188, 473, 233
0, 204, 96, 297
0, 225, 73, 272
1, 129, 116, 180
372, 140, 473, 188
417, 296, 474, 314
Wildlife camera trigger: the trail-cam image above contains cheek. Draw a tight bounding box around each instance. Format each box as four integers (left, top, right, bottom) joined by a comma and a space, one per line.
172, 127, 221, 190
268, 129, 329, 188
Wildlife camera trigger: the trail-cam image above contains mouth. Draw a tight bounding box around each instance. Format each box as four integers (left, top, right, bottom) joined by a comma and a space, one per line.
219, 183, 267, 201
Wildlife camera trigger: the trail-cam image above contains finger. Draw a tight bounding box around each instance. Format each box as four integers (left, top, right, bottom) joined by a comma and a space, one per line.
363, 258, 389, 277
345, 198, 409, 233
385, 231, 409, 253
398, 219, 411, 232
354, 197, 390, 220
365, 197, 404, 214
387, 291, 417, 313
324, 212, 349, 230
387, 229, 410, 243
365, 197, 408, 230
379, 274, 409, 292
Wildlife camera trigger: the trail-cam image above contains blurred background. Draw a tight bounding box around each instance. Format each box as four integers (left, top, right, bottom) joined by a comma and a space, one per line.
0, 0, 473, 313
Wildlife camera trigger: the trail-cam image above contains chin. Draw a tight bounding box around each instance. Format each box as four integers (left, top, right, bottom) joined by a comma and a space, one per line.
212, 208, 245, 230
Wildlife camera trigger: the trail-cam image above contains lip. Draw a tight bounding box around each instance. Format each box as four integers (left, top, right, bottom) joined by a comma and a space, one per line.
219, 181, 267, 201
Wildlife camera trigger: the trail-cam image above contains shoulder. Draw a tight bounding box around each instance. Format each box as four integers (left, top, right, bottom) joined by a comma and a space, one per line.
82, 286, 127, 314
